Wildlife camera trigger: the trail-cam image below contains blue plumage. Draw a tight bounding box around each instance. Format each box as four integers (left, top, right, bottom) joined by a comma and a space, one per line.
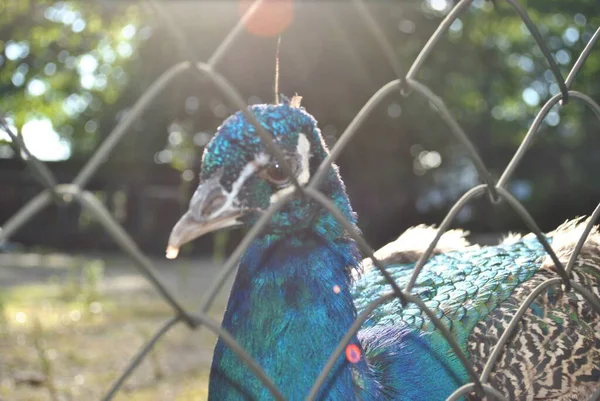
167, 96, 600, 400
211, 237, 366, 400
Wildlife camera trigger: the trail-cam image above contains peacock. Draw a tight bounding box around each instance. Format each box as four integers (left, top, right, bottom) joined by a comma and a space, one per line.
166, 95, 600, 400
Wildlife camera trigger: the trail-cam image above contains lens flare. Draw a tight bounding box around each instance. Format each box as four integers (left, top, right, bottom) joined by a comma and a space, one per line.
238, 0, 293, 37
345, 344, 361, 364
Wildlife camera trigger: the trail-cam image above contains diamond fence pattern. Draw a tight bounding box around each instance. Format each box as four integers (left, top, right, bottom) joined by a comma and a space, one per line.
1, 0, 600, 400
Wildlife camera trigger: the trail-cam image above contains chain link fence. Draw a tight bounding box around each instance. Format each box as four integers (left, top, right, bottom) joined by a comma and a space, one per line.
1, 0, 600, 400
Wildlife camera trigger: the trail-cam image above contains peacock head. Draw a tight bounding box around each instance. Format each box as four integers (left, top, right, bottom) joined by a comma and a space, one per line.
166, 96, 356, 258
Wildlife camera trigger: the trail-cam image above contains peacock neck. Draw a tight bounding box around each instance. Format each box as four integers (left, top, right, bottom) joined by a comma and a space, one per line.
208, 230, 373, 400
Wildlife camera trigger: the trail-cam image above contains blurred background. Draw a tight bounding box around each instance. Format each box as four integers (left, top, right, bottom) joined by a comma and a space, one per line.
0, 0, 599, 400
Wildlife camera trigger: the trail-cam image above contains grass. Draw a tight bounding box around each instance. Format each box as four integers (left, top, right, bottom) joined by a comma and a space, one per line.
0, 257, 229, 401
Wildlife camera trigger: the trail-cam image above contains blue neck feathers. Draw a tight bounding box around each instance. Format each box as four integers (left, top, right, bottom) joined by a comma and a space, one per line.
209, 231, 372, 400
207, 163, 386, 399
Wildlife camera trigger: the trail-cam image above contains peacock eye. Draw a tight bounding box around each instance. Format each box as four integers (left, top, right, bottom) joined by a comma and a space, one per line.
262, 159, 297, 186
265, 163, 288, 185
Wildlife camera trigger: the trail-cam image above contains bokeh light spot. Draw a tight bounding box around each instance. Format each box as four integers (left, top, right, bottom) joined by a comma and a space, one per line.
387, 103, 402, 118
15, 312, 27, 324
70, 309, 81, 322
345, 344, 361, 363
522, 87, 540, 106
239, 0, 293, 37
194, 132, 212, 147
333, 285, 341, 294
182, 169, 195, 182
89, 302, 103, 314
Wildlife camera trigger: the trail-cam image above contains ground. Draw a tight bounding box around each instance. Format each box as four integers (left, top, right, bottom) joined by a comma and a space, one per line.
0, 251, 232, 401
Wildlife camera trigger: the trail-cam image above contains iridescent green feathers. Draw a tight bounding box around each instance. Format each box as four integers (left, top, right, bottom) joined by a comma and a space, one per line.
354, 220, 600, 400
351, 233, 549, 397
354, 236, 548, 345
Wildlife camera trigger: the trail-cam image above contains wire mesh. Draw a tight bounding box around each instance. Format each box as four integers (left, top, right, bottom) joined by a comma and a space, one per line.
1, 0, 599, 400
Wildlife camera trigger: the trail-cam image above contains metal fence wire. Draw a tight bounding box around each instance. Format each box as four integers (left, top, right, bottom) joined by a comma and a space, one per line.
1, 0, 600, 400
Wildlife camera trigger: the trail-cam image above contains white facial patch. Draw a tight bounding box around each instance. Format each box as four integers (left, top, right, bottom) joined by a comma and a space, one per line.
296, 133, 311, 185
210, 153, 269, 218
269, 185, 296, 204
269, 133, 311, 204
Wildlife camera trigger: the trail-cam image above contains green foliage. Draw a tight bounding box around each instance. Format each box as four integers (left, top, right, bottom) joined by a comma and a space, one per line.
363, 0, 600, 235
1, 0, 599, 242
0, 0, 145, 156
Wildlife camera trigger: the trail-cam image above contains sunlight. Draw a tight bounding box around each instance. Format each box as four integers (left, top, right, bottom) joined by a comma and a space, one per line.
0, 118, 71, 161
22, 119, 71, 161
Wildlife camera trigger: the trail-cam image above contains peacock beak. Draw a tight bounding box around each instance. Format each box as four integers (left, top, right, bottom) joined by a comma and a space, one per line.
165, 180, 243, 259
166, 211, 242, 259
